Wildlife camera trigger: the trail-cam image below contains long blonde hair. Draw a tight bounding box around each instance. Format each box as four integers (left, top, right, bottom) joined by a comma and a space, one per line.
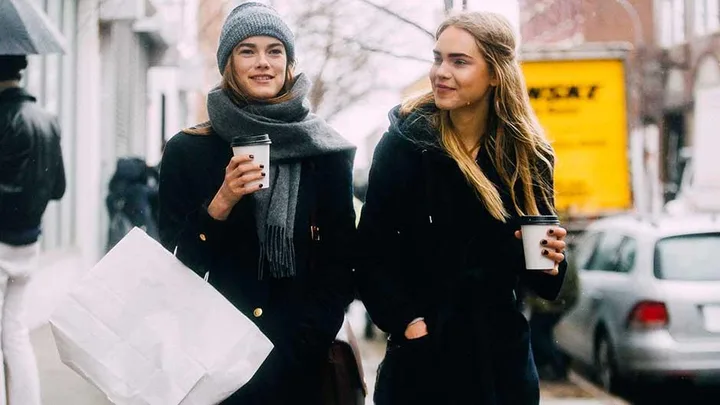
401, 12, 555, 222
185, 51, 296, 135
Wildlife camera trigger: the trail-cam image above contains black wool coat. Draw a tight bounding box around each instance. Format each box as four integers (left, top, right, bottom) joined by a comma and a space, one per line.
158, 130, 356, 405
357, 106, 567, 405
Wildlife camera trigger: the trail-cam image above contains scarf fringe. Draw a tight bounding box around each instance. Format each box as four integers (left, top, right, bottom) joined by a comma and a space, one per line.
258, 225, 296, 279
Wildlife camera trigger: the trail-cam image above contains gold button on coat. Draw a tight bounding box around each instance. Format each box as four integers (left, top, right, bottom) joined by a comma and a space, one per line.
253, 308, 263, 318
199, 233, 207, 241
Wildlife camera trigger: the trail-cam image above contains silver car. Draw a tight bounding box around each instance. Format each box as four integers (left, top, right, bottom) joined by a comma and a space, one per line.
554, 213, 720, 392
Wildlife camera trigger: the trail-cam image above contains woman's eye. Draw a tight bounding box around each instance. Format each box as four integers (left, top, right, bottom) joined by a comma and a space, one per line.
454, 59, 468, 65
239, 49, 253, 55
269, 49, 283, 55
433, 57, 442, 65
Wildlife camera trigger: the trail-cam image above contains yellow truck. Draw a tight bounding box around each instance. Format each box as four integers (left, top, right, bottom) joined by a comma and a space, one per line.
519, 43, 634, 231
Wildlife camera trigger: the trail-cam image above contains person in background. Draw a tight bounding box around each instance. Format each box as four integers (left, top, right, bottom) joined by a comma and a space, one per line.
357, 12, 568, 405
0, 54, 66, 405
106, 157, 160, 250
158, 3, 357, 404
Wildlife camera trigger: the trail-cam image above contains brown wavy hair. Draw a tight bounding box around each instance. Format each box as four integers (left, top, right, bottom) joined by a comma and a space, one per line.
401, 12, 555, 222
185, 48, 296, 135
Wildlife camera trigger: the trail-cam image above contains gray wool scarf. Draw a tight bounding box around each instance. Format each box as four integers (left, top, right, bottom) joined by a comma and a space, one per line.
207, 73, 355, 279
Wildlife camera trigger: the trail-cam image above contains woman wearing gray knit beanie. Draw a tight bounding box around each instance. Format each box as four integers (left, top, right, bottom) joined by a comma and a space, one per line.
158, 2, 359, 404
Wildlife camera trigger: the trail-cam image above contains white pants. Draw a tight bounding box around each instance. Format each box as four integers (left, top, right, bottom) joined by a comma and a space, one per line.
0, 242, 41, 405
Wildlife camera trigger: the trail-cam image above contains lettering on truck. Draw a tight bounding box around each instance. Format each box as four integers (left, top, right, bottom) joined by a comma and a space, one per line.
528, 85, 601, 101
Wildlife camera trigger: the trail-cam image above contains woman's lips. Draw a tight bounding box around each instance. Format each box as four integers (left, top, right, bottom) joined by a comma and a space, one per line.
435, 84, 455, 94
251, 75, 274, 83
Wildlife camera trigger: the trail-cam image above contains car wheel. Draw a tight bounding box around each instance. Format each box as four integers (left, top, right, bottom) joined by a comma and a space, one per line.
595, 334, 621, 393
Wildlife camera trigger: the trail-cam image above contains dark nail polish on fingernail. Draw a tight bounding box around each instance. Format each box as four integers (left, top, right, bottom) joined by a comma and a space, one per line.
258, 184, 263, 188
249, 155, 254, 159
260, 164, 265, 169
542, 250, 549, 256
261, 173, 266, 177
541, 239, 548, 245
548, 229, 554, 235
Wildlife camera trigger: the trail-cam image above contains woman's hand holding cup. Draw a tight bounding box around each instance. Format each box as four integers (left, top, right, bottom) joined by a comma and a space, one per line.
514, 224, 567, 275
208, 154, 265, 220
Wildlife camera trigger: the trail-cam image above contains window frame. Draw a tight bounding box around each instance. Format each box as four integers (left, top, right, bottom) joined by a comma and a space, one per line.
573, 231, 602, 270
584, 232, 637, 274
614, 236, 638, 274
653, 232, 720, 280
694, 0, 720, 37
659, 0, 687, 47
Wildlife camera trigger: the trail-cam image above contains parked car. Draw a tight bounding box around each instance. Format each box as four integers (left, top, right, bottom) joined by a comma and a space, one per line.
554, 213, 720, 392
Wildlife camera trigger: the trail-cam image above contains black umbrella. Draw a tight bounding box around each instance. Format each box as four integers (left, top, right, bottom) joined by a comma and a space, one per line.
0, 0, 67, 55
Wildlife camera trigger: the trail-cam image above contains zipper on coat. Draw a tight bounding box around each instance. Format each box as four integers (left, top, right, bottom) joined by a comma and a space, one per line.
420, 149, 435, 225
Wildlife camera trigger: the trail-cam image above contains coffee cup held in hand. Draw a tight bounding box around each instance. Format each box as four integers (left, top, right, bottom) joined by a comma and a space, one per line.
519, 215, 560, 270
232, 134, 272, 189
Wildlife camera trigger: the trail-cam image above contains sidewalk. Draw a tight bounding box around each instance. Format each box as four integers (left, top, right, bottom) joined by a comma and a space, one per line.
25, 249, 112, 404
32, 324, 111, 404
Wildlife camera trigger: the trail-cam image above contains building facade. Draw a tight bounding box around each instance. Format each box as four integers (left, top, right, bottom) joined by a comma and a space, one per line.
655, 0, 720, 201
21, 0, 197, 266
518, 0, 670, 213
520, 0, 720, 203
519, 0, 661, 123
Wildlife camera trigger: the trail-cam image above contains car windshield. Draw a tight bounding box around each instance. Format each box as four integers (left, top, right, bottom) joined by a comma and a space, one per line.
654, 233, 720, 281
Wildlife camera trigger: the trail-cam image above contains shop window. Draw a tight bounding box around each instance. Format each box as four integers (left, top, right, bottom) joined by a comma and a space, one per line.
695, 0, 720, 36
660, 0, 687, 47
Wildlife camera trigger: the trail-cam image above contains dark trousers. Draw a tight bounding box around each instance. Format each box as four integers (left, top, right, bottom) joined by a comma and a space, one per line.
529, 312, 567, 379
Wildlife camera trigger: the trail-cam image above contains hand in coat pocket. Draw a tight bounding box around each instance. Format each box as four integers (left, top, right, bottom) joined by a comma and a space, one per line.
404, 319, 428, 340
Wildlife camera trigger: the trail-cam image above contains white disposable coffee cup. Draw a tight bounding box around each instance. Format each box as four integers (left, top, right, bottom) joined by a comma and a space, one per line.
520, 215, 560, 270
232, 134, 272, 189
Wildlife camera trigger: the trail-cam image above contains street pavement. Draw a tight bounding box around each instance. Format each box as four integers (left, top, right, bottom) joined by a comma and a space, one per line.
26, 251, 626, 404
25, 250, 112, 404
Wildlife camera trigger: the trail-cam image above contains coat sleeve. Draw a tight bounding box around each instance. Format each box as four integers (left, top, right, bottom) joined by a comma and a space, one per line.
356, 131, 422, 336
158, 134, 248, 276
518, 152, 568, 300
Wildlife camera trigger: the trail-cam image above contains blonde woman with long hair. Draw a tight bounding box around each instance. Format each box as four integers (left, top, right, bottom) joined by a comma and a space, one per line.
357, 12, 568, 404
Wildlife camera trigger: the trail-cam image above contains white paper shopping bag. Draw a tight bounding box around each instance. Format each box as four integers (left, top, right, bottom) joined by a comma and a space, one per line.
50, 228, 273, 405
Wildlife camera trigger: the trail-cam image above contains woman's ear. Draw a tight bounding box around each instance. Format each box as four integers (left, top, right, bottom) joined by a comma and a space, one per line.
490, 73, 499, 87
488, 66, 499, 87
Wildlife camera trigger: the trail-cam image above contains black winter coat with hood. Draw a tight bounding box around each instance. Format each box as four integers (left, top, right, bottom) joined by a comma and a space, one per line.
357, 105, 567, 405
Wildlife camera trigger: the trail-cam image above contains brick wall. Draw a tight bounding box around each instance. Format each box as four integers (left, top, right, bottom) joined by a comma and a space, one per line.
519, 0, 655, 47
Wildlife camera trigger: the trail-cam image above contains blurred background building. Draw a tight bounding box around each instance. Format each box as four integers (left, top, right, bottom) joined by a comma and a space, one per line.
22, 0, 720, 267
22, 0, 203, 265
519, 0, 720, 205
656, 0, 720, 204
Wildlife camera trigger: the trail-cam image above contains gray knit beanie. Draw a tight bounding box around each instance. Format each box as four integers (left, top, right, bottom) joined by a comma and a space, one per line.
216, 2, 295, 74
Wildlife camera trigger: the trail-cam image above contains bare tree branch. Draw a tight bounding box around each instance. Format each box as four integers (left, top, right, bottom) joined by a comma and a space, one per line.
354, 0, 435, 39
283, 0, 435, 119
342, 37, 433, 63
322, 84, 379, 122
308, 19, 336, 110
